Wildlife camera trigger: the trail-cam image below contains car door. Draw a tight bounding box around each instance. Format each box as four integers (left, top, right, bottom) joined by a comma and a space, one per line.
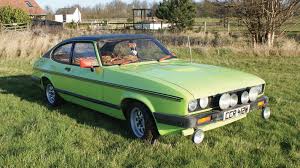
66, 42, 104, 104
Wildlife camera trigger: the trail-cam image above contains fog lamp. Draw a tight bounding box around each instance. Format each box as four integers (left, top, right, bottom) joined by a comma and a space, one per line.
262, 107, 271, 120
192, 129, 205, 144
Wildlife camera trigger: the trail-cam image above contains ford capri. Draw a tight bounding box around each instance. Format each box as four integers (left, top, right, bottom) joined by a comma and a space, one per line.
32, 34, 271, 144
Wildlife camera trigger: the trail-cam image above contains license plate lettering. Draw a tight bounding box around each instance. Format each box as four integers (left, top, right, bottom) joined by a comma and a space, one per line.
223, 105, 250, 120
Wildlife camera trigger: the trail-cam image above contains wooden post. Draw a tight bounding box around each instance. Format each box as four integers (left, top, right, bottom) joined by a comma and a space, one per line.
27, 22, 30, 31
204, 21, 207, 32
227, 22, 230, 34
132, 9, 135, 30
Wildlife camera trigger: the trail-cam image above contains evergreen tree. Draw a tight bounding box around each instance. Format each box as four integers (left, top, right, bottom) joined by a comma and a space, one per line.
156, 0, 196, 31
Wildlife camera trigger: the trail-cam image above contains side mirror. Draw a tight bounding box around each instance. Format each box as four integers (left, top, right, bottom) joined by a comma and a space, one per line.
80, 59, 93, 69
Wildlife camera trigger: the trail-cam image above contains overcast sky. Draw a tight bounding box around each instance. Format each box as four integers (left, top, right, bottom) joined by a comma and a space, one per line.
36, 0, 202, 10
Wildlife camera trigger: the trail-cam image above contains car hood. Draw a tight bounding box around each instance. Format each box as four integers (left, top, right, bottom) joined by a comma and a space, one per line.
120, 60, 265, 98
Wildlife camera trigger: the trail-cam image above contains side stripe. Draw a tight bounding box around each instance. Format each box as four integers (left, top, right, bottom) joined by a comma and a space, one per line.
55, 88, 121, 110
34, 68, 183, 102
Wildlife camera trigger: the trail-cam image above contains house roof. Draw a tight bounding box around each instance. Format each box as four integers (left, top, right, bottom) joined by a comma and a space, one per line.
0, 0, 46, 16
55, 8, 77, 15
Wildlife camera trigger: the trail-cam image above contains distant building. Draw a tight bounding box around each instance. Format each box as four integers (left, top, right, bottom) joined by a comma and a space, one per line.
0, 0, 46, 19
55, 8, 81, 23
132, 8, 170, 30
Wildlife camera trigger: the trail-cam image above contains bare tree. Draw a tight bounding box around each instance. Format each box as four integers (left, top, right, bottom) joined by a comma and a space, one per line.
231, 0, 300, 47
44, 5, 54, 20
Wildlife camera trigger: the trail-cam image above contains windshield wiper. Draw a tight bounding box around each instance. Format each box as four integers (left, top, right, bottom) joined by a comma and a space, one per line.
158, 55, 173, 62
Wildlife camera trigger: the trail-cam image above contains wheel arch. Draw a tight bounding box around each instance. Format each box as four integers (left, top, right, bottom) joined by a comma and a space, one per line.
40, 74, 55, 88
120, 96, 155, 120
120, 96, 160, 137
41, 76, 50, 87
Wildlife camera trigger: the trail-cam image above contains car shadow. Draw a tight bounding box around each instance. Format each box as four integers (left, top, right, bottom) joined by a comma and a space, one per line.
0, 75, 131, 139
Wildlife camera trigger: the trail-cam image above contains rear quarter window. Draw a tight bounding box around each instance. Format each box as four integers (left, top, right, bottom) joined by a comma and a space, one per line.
52, 43, 73, 64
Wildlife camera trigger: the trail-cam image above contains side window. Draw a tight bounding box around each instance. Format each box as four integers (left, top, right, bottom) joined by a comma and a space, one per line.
72, 43, 99, 66
52, 43, 72, 64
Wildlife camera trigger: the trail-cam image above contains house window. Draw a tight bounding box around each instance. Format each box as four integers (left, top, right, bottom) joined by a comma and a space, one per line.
25, 1, 33, 7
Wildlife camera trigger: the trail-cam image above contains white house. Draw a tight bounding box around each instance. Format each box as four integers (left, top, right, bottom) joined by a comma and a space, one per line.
55, 8, 81, 23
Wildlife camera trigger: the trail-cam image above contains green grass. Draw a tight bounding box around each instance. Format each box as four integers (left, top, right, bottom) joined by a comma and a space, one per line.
193, 17, 300, 33
0, 48, 300, 167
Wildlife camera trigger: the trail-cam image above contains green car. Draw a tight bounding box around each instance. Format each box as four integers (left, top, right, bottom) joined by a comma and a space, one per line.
32, 34, 271, 144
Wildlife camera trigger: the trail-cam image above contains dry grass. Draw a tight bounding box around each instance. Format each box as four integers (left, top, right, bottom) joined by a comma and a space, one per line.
0, 30, 299, 62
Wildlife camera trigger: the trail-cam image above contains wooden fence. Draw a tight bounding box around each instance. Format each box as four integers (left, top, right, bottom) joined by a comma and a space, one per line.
79, 18, 300, 33
0, 23, 30, 32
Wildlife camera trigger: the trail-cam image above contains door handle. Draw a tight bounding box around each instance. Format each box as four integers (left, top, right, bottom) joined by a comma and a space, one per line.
64, 67, 71, 72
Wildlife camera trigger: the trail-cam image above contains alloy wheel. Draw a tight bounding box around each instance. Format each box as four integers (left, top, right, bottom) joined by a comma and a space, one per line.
46, 84, 56, 104
130, 107, 145, 138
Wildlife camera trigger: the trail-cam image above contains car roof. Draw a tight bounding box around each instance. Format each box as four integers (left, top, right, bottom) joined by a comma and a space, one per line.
64, 34, 154, 43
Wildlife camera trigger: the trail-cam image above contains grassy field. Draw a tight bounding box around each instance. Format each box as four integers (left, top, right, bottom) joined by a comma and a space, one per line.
193, 17, 300, 33
0, 32, 300, 167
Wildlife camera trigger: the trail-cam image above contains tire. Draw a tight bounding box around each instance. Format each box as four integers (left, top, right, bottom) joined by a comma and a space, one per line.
43, 80, 63, 107
126, 102, 159, 143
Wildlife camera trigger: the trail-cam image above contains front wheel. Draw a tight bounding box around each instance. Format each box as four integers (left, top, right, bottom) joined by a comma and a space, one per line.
127, 102, 159, 143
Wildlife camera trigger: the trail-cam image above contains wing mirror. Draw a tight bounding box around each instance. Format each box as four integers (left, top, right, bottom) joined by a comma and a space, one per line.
80, 59, 93, 69
79, 59, 101, 73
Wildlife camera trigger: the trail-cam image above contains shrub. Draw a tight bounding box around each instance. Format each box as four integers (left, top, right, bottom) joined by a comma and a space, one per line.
0, 6, 31, 24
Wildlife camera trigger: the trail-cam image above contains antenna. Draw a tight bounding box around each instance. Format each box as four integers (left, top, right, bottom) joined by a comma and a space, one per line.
188, 36, 192, 63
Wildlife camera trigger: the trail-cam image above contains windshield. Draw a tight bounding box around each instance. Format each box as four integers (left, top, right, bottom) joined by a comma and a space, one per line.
98, 38, 174, 66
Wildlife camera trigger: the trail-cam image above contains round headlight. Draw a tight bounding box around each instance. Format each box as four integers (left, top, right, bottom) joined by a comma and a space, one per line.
256, 85, 263, 94
199, 97, 209, 109
219, 93, 231, 110
230, 94, 238, 107
249, 87, 259, 102
188, 99, 198, 112
241, 91, 250, 104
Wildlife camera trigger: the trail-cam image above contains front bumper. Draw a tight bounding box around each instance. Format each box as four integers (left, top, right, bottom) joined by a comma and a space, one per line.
153, 96, 269, 129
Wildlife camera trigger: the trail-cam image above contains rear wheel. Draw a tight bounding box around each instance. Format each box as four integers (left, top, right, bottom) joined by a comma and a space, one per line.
126, 102, 159, 143
43, 80, 63, 107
